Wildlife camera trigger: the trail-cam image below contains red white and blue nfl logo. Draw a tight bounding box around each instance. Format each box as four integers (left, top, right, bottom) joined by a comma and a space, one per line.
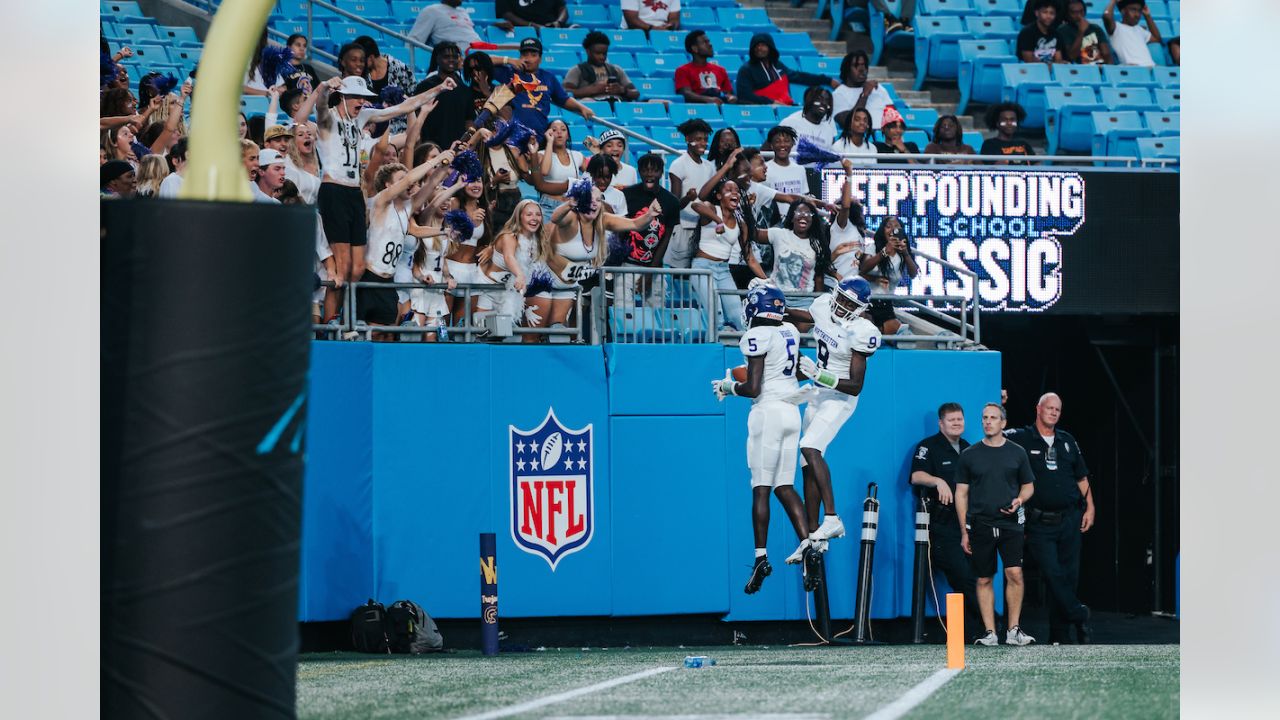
509, 409, 594, 570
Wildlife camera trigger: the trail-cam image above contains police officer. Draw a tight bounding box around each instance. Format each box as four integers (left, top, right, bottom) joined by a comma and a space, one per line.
909, 402, 980, 638
1005, 392, 1095, 644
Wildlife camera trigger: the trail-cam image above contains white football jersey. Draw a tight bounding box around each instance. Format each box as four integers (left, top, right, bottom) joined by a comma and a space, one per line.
739, 322, 802, 403
809, 293, 881, 380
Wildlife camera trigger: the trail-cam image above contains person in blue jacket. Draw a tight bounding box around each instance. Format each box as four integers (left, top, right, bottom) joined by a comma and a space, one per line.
735, 34, 838, 106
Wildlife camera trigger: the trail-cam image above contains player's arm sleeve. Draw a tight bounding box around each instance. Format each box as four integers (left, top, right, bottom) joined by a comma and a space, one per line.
739, 327, 772, 357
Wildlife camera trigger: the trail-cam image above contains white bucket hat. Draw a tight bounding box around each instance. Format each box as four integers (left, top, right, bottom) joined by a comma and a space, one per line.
337, 75, 377, 97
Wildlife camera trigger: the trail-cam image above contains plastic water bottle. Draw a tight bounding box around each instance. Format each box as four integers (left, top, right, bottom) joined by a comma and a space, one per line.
683, 656, 715, 669
437, 324, 449, 342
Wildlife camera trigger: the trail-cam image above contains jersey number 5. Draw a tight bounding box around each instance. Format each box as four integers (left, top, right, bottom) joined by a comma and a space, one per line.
784, 337, 798, 376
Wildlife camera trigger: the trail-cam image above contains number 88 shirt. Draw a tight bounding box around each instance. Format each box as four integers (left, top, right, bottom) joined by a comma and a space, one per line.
799, 293, 881, 455
740, 321, 804, 489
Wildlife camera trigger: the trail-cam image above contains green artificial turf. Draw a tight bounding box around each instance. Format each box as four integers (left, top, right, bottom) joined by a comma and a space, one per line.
297, 644, 1178, 720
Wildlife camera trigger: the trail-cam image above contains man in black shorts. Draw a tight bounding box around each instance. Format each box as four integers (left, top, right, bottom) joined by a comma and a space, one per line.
955, 402, 1036, 646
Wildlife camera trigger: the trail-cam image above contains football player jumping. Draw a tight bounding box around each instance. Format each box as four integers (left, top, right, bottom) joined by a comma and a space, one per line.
712, 285, 822, 595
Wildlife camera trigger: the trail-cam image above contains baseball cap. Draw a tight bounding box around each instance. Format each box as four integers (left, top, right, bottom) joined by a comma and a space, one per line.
598, 128, 627, 150
100, 159, 133, 188
264, 124, 294, 142
519, 37, 543, 54
259, 149, 287, 168
336, 75, 377, 97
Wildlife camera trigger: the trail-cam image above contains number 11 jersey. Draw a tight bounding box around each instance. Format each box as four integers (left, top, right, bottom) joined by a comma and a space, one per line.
739, 322, 802, 404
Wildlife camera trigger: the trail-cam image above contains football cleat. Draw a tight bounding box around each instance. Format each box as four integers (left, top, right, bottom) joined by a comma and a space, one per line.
744, 556, 772, 594
785, 538, 812, 564
811, 515, 846, 541
810, 538, 829, 553
802, 546, 823, 592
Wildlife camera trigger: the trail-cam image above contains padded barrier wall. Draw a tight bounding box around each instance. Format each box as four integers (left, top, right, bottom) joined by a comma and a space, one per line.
300, 342, 1000, 621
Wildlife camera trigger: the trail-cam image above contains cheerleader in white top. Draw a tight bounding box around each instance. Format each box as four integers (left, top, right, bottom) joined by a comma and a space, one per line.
477, 199, 543, 336
526, 178, 660, 341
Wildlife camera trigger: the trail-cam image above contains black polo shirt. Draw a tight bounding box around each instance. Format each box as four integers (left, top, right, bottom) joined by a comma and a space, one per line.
909, 432, 969, 524
1005, 426, 1089, 512
955, 439, 1035, 531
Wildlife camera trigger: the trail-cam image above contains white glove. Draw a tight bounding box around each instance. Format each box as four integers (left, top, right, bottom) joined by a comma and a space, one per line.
524, 304, 543, 326
711, 369, 736, 401
800, 355, 839, 389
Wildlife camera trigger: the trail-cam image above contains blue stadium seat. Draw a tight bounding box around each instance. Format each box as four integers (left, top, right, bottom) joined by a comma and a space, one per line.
638, 54, 685, 79
1143, 111, 1179, 136
118, 23, 160, 42
737, 127, 765, 148
899, 108, 940, 133
610, 51, 639, 72
463, 2, 497, 28
956, 39, 1014, 115
774, 33, 817, 56
1146, 39, 1172, 66
389, 1, 428, 18
1154, 67, 1180, 87
1167, 1, 1180, 20
567, 5, 613, 29
1090, 110, 1146, 163
328, 22, 368, 44
1101, 66, 1157, 87
241, 96, 272, 117
1001, 63, 1054, 128
127, 43, 170, 65
485, 24, 538, 44
1144, 0, 1170, 19
1136, 136, 1179, 165
1099, 86, 1158, 111
279, 0, 332, 20
603, 29, 650, 53
168, 46, 203, 66
669, 104, 725, 124
1052, 64, 1104, 86
713, 32, 756, 55
335, 0, 390, 17
648, 32, 686, 54
721, 104, 779, 128
616, 102, 669, 126
543, 28, 590, 49
578, 100, 615, 120
661, 307, 709, 343
903, 129, 930, 148
610, 308, 664, 343
683, 7, 719, 29
101, 1, 153, 22
634, 77, 677, 99
918, 0, 976, 15
716, 8, 776, 33
797, 56, 842, 77
156, 25, 201, 47
1044, 86, 1103, 154
913, 16, 967, 89
651, 126, 688, 152
962, 131, 984, 152
964, 15, 1019, 42
972, 0, 1021, 15
539, 50, 580, 76
1153, 87, 1180, 111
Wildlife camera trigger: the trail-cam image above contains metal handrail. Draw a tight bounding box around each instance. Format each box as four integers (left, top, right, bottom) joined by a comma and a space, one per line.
595, 266, 717, 344
334, 280, 584, 343
912, 247, 981, 346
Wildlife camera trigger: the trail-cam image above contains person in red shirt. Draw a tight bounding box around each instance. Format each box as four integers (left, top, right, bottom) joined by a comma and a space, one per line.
675, 30, 737, 105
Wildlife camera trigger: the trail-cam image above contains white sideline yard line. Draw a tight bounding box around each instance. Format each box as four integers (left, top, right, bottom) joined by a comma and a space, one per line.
454, 666, 677, 720
862, 668, 961, 720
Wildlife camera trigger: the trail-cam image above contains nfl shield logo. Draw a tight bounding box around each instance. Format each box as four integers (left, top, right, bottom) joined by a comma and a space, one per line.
509, 409, 594, 570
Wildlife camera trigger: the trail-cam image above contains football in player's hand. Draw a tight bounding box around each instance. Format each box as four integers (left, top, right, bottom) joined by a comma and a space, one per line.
731, 365, 748, 382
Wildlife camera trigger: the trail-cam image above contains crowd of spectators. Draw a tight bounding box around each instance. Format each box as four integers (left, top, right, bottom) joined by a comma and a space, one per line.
100, 0, 1175, 340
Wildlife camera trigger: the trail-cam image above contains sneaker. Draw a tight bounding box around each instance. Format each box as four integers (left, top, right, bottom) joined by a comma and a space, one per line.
785, 538, 812, 564
1006, 625, 1035, 646
811, 515, 846, 541
974, 629, 999, 646
1075, 604, 1092, 645
802, 546, 822, 592
744, 556, 772, 594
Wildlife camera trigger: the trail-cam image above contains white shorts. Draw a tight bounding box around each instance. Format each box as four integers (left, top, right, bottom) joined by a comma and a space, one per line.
446, 260, 479, 298
410, 287, 449, 322
799, 389, 859, 455
664, 225, 696, 269
746, 400, 801, 489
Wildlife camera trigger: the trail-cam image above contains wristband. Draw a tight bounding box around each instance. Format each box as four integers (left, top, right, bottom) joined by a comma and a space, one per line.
813, 368, 839, 389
